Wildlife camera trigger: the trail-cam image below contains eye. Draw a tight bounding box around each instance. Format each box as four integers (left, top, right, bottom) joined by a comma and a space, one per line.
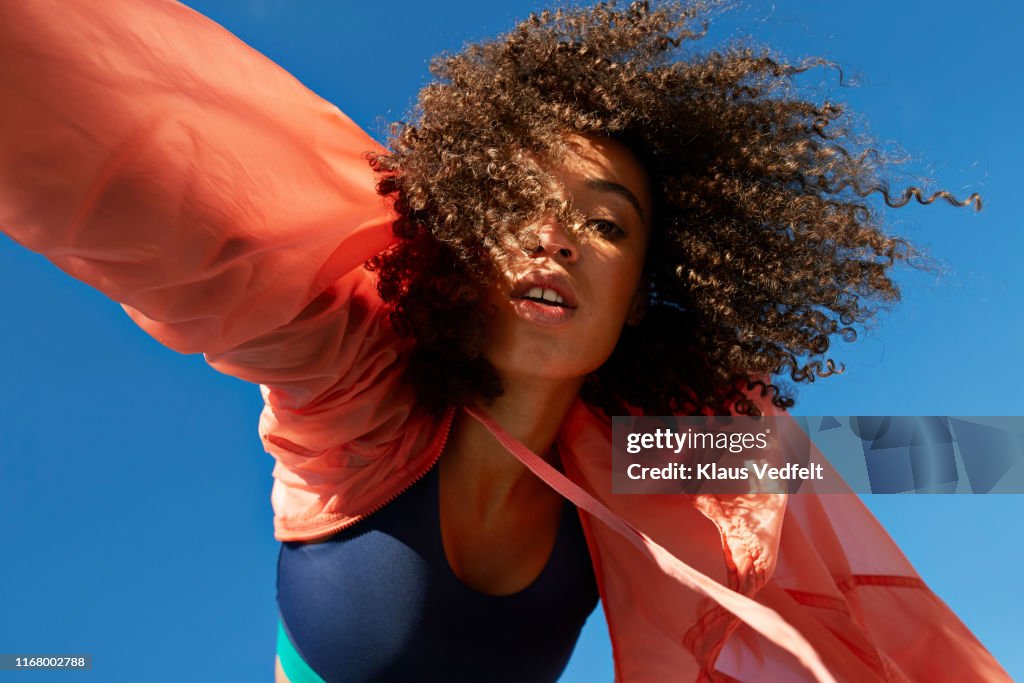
587, 219, 625, 239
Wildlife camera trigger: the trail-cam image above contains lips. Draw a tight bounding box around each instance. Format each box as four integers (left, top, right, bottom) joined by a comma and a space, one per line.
509, 271, 579, 309
510, 298, 576, 325
507, 271, 579, 326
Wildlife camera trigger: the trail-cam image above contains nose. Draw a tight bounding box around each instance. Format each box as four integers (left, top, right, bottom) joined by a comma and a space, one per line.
528, 220, 579, 263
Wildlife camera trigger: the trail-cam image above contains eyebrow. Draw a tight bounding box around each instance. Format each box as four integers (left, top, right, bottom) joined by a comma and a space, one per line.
584, 178, 647, 224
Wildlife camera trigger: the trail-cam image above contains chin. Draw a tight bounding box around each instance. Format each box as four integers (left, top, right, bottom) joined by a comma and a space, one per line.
485, 348, 607, 383
483, 318, 618, 382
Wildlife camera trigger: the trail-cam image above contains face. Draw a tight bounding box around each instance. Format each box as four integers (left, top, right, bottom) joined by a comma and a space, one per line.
483, 134, 653, 383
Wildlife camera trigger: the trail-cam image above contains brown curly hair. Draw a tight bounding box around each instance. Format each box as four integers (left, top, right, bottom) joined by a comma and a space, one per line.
365, 0, 979, 419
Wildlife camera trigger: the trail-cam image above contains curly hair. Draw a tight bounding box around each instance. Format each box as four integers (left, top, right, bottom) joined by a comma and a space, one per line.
365, 0, 979, 419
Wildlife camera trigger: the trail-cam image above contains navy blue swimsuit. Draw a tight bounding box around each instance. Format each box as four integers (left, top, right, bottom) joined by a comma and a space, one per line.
276, 460, 600, 682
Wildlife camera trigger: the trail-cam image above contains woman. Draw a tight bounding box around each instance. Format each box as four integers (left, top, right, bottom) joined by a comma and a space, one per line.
0, 0, 1010, 681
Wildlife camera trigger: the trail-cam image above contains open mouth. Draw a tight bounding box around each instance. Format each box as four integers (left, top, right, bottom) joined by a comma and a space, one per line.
508, 279, 578, 325
516, 286, 572, 308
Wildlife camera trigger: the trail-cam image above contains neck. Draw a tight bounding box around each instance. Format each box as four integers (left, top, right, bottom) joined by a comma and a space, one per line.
445, 374, 585, 503
475, 374, 585, 458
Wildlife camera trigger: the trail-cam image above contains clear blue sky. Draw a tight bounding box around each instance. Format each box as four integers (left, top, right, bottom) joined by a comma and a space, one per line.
1, 1, 1020, 681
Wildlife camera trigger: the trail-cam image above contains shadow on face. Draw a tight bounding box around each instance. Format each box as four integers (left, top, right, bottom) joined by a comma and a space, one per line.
482, 133, 654, 383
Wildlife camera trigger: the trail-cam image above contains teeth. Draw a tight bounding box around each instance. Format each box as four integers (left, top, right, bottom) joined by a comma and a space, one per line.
524, 286, 565, 305
542, 289, 565, 305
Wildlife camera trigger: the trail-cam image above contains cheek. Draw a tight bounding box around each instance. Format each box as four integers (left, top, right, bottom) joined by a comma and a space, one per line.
578, 264, 643, 353
594, 255, 645, 319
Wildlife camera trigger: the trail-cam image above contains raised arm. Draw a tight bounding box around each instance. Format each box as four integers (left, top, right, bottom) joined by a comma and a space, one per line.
0, 0, 396, 382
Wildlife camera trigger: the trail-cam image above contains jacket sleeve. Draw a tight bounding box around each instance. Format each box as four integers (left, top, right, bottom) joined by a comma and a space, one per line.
0, 0, 400, 411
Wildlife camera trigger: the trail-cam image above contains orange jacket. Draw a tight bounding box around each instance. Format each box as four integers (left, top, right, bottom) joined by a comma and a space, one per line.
0, 1, 1009, 680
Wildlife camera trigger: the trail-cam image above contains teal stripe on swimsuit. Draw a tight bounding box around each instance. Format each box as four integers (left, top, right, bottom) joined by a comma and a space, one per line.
277, 619, 326, 683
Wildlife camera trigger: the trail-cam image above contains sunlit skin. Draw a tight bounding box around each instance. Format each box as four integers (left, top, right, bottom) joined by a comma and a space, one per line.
484, 135, 654, 387
436, 135, 654, 595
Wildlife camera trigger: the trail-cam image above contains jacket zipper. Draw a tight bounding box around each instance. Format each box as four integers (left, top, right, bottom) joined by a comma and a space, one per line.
293, 405, 457, 542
